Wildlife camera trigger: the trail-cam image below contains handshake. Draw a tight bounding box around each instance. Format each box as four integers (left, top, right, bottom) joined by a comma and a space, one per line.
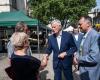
40, 54, 49, 70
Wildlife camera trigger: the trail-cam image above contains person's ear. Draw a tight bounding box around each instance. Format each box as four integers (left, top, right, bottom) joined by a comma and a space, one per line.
24, 39, 29, 48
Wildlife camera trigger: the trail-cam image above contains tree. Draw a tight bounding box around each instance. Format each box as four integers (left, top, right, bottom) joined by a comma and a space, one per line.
28, 0, 96, 24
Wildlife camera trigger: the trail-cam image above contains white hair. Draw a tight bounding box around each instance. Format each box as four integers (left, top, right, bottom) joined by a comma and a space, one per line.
51, 19, 62, 26
11, 32, 28, 47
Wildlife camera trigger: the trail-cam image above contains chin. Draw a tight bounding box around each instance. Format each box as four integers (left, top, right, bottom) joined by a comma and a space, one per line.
52, 32, 56, 34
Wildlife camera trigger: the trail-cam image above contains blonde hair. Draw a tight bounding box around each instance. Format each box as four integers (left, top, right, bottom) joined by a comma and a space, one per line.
11, 32, 28, 49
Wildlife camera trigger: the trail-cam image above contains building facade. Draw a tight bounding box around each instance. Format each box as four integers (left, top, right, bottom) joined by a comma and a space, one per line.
0, 0, 29, 52
0, 0, 28, 13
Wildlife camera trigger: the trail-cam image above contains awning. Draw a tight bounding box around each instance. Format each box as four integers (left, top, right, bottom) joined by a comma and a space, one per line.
0, 11, 38, 26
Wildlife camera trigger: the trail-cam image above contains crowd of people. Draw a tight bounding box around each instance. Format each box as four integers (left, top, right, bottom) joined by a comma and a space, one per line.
5, 16, 100, 80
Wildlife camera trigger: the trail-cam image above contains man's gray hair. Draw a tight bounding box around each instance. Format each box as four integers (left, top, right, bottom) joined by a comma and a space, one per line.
51, 19, 62, 26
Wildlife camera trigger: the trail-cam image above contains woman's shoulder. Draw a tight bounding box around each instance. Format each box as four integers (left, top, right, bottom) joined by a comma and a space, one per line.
11, 54, 41, 64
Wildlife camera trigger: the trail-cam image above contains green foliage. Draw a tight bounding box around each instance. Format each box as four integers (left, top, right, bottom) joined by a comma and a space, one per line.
28, 0, 96, 24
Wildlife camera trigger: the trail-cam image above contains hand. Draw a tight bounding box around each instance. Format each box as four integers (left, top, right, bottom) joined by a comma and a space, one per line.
58, 52, 67, 59
40, 55, 49, 70
73, 56, 78, 65
73, 56, 79, 71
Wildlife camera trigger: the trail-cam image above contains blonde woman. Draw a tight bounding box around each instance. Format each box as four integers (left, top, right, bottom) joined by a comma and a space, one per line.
9, 32, 47, 80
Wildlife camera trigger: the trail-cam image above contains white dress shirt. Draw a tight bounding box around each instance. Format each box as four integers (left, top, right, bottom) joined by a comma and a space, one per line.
56, 31, 62, 50
74, 34, 79, 41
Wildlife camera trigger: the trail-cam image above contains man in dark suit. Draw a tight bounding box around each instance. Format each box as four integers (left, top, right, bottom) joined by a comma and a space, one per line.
72, 26, 83, 71
43, 19, 77, 80
72, 26, 83, 52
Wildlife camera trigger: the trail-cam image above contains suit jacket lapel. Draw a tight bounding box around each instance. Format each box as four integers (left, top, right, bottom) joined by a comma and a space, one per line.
60, 31, 64, 51
83, 28, 93, 46
52, 34, 59, 51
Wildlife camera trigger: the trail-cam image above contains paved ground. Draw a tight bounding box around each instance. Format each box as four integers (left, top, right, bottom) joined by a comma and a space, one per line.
0, 53, 80, 80
0, 55, 11, 80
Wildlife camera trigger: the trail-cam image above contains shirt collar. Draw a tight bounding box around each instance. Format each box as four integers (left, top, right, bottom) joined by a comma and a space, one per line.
58, 30, 62, 37
84, 28, 91, 38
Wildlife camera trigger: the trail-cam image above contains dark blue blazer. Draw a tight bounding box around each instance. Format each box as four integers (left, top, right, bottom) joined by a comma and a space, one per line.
46, 31, 77, 69
98, 34, 100, 50
73, 33, 83, 52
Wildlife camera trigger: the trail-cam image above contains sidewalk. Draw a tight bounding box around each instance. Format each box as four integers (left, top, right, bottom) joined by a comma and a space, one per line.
0, 56, 11, 80
0, 53, 80, 80
0, 53, 54, 80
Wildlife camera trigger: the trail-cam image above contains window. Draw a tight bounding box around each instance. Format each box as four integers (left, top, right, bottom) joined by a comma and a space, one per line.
11, 0, 17, 9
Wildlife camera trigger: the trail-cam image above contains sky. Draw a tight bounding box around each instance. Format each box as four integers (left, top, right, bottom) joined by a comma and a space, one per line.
96, 0, 100, 8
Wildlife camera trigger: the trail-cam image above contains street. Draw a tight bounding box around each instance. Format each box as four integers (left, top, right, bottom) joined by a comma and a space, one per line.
0, 53, 80, 80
